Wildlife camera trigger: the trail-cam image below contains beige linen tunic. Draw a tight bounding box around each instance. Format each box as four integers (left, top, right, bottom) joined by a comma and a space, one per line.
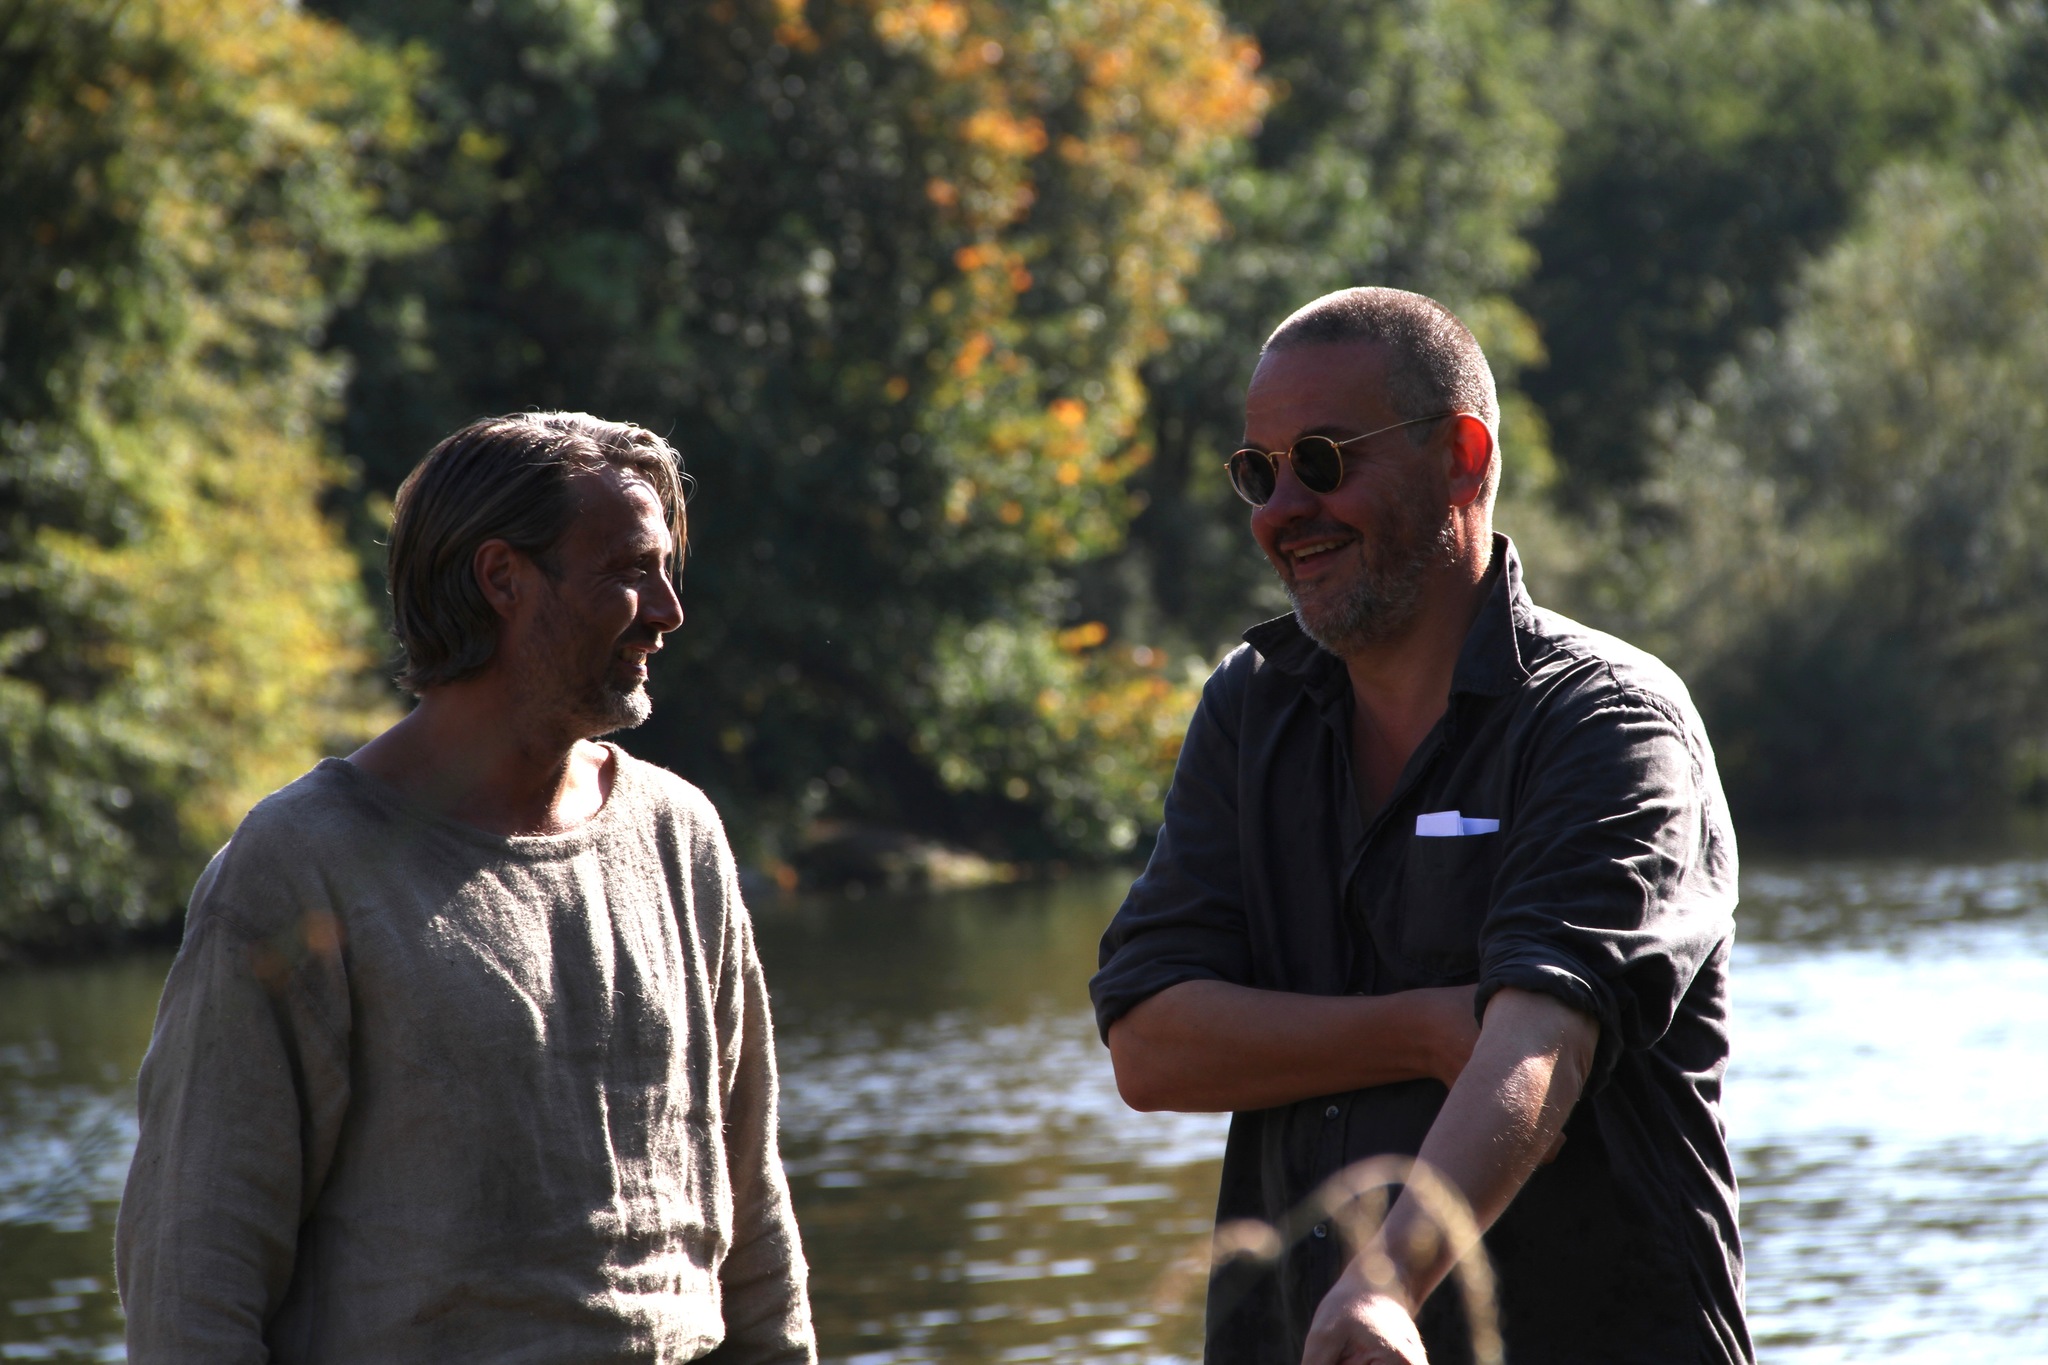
116, 749, 814, 1364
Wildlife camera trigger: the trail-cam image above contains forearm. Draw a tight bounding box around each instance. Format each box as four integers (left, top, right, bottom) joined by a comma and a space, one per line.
1372, 988, 1597, 1306
1300, 990, 1597, 1364
1106, 978, 1477, 1113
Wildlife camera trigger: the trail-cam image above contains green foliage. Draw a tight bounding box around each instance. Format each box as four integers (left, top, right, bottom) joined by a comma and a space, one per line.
15, 0, 2048, 942
1576, 127, 2048, 817
1516, 0, 1988, 500
0, 0, 415, 941
913, 618, 1199, 856
314, 0, 1259, 862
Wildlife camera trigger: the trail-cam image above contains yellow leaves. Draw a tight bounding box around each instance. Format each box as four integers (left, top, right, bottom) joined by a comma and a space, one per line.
456, 126, 505, 166
4, 0, 417, 920
771, 0, 820, 51
1056, 620, 1109, 652
919, 619, 1199, 850
43, 360, 394, 850
873, 0, 967, 50
945, 478, 976, 524
865, 0, 1265, 575
953, 329, 992, 377
961, 107, 1048, 158
1087, 45, 1132, 88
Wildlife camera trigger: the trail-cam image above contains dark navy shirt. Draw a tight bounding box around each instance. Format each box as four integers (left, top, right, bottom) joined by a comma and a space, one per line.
1090, 537, 1751, 1365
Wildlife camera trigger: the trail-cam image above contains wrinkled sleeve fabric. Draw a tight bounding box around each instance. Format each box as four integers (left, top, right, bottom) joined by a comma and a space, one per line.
1477, 675, 1735, 1091
697, 816, 816, 1365
1091, 650, 1255, 1039
115, 853, 353, 1364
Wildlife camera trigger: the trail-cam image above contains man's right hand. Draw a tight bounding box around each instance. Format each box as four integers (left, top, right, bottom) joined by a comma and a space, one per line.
1300, 1269, 1430, 1365
1106, 980, 1480, 1114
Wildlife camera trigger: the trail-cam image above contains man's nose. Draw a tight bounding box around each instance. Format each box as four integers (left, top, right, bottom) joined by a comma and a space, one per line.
1257, 452, 1321, 521
645, 571, 684, 633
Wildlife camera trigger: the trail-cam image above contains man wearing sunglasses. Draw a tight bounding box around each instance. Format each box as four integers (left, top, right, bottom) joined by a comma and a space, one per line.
1091, 289, 1749, 1364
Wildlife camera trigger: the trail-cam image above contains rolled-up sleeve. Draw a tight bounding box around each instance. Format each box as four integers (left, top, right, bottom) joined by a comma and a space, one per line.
1476, 678, 1737, 1090
1090, 651, 1256, 1039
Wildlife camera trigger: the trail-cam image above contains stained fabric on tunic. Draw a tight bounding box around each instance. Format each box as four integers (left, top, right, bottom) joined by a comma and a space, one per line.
117, 748, 815, 1365
1091, 536, 1752, 1365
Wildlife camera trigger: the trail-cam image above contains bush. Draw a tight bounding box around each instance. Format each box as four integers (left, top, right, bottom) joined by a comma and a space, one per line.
0, 0, 419, 941
1577, 127, 2048, 819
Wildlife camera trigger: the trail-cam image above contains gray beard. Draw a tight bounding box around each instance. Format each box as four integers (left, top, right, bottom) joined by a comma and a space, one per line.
588, 681, 653, 735
522, 587, 656, 738
1286, 516, 1457, 656
522, 659, 653, 740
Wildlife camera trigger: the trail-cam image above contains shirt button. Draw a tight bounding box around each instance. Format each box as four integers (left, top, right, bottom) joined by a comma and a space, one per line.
1312, 1223, 1328, 1239
1324, 1104, 1340, 1120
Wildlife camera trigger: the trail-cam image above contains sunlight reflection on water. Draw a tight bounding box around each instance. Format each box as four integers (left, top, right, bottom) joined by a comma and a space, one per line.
3, 857, 2047, 1361
1728, 867, 2048, 1363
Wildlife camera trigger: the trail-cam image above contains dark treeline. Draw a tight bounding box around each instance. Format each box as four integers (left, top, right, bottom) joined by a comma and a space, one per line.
7, 0, 2048, 943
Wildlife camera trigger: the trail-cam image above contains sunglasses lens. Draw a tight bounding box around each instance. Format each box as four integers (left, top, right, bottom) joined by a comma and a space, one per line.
1228, 449, 1277, 505
1291, 436, 1344, 493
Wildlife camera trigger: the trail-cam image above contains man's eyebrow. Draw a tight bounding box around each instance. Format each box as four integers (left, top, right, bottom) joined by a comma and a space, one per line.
606, 533, 670, 564
1242, 423, 1365, 445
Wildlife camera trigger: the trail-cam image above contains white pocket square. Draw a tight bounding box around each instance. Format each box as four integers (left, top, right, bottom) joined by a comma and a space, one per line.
1415, 810, 1500, 837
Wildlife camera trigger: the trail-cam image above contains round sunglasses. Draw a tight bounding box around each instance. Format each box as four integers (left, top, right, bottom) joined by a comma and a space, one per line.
1226, 411, 1462, 506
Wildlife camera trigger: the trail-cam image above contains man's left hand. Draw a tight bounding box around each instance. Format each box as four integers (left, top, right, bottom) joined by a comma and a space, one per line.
1300, 1264, 1429, 1365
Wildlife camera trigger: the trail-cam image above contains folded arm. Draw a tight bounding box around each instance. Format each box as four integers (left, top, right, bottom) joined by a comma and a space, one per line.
1301, 986, 1598, 1365
1106, 978, 1481, 1113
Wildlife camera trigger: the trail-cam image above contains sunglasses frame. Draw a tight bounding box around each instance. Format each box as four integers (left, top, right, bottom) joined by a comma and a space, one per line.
1226, 411, 1465, 506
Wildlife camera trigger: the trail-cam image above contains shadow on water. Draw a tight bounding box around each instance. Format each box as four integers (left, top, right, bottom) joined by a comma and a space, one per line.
4, 838, 2048, 1362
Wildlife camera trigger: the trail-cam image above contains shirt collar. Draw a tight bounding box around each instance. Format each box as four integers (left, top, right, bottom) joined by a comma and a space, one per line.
1241, 533, 1533, 699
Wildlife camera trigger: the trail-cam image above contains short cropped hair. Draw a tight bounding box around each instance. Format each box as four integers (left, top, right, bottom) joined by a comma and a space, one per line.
1264, 287, 1499, 434
386, 412, 688, 693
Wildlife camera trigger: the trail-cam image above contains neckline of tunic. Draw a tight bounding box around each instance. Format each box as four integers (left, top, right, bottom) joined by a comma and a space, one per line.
314, 744, 640, 860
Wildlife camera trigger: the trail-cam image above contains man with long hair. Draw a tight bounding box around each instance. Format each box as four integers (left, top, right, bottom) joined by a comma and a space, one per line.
118, 413, 814, 1364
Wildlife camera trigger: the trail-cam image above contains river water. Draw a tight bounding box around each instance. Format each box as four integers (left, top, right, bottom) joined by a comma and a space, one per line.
3, 850, 2046, 1361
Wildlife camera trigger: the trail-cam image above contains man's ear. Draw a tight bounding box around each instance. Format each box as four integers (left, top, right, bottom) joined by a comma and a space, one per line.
1444, 415, 1495, 509
473, 539, 526, 622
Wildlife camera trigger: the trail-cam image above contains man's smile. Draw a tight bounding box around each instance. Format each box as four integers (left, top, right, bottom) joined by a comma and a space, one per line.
1275, 529, 1360, 575
617, 639, 660, 678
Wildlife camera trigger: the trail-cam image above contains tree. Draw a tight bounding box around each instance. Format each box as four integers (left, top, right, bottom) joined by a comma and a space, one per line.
1583, 126, 2048, 818
314, 0, 1264, 861
1516, 0, 1999, 502
0, 0, 419, 941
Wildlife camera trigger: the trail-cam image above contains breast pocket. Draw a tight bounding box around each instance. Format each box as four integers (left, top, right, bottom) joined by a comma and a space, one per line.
1394, 833, 1502, 981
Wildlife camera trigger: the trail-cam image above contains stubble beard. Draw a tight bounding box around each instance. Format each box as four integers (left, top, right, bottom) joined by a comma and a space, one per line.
1285, 495, 1459, 658
523, 590, 656, 740
588, 677, 653, 735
